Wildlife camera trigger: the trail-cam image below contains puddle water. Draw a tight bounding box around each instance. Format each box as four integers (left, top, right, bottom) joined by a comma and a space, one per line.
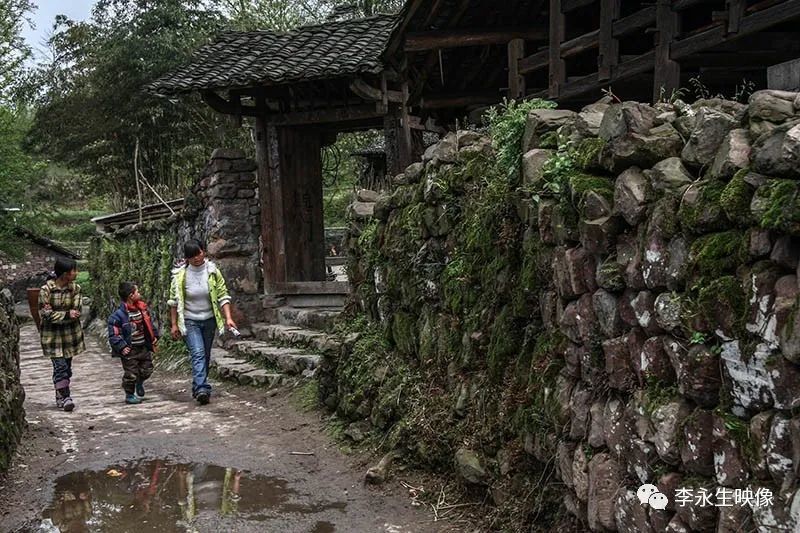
38, 459, 345, 532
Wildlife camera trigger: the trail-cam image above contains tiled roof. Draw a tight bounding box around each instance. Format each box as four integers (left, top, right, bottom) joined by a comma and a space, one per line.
147, 14, 398, 95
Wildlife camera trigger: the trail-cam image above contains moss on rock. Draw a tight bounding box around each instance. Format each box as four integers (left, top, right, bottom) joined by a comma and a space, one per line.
754, 179, 800, 234
689, 231, 745, 277
571, 137, 606, 171
719, 169, 755, 226
678, 180, 728, 233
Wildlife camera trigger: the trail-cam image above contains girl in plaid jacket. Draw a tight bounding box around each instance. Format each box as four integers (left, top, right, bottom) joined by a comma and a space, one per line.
39, 257, 85, 411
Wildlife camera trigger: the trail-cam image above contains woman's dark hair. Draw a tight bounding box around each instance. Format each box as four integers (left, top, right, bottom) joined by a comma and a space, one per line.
118, 281, 137, 301
183, 239, 205, 259
54, 257, 77, 278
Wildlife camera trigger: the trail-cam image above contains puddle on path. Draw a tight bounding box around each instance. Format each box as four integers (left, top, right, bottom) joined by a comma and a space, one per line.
38, 459, 346, 532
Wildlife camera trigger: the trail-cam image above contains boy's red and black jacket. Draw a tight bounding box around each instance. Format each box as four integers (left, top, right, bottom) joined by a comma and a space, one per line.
107, 301, 160, 356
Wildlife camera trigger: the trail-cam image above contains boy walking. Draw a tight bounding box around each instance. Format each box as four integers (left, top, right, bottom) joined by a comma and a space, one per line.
108, 282, 159, 404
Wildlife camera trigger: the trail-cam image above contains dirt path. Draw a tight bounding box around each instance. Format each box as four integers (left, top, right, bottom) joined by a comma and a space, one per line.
0, 325, 453, 532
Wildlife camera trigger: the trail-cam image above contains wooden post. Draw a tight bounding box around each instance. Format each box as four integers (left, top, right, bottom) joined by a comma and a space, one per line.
653, 0, 680, 103
598, 0, 620, 81
549, 0, 566, 98
726, 0, 745, 34
384, 106, 414, 178
255, 116, 286, 287
507, 38, 526, 99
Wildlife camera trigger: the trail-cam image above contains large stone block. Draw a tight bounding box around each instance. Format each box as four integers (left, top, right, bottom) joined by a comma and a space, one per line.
681, 107, 739, 167
614, 167, 651, 226
712, 413, 750, 487
751, 122, 800, 179
587, 453, 624, 531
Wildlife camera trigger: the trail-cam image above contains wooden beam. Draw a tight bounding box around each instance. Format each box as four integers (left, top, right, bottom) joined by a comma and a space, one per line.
200, 91, 260, 117
671, 0, 800, 60
549, 0, 566, 97
422, 0, 448, 28
519, 48, 549, 74
531, 50, 656, 100
562, 29, 600, 58
404, 27, 547, 52
727, 0, 746, 33
508, 38, 526, 99
349, 78, 404, 103
386, 0, 426, 56
680, 50, 800, 67
653, 0, 680, 103
264, 103, 386, 126
598, 0, 621, 80
562, 0, 594, 12
612, 6, 656, 38
267, 281, 350, 296
420, 92, 501, 109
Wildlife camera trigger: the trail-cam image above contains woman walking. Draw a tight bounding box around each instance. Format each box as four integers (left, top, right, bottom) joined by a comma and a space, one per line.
168, 239, 237, 405
39, 257, 85, 411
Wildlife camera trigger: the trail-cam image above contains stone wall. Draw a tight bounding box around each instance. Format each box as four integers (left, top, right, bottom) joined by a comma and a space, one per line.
88, 148, 261, 326
0, 242, 73, 301
327, 91, 800, 530
0, 288, 24, 472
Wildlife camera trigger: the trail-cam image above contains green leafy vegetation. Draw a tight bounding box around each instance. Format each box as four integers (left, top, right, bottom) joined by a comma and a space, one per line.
487, 98, 557, 178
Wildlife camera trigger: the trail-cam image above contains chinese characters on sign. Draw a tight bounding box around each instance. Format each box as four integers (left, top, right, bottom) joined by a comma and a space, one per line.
673, 487, 774, 509
638, 484, 774, 510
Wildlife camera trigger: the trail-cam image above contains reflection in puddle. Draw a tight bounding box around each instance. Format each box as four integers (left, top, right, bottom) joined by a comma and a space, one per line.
39, 460, 344, 532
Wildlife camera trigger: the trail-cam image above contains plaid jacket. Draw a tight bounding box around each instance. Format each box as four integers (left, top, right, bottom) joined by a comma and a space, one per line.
39, 280, 85, 358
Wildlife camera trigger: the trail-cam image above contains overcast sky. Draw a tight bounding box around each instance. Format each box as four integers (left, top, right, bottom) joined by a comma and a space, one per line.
22, 0, 95, 61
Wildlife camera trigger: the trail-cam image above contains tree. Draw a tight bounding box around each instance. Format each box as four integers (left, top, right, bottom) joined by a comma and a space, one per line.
25, 0, 243, 209
0, 0, 33, 102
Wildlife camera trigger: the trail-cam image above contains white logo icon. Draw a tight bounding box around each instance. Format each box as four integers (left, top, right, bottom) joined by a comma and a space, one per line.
648, 492, 669, 510
637, 484, 668, 510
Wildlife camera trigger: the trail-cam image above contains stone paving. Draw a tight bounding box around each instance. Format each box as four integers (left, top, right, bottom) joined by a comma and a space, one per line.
1, 324, 447, 532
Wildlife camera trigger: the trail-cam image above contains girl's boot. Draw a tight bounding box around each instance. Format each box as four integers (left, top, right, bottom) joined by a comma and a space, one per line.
59, 387, 74, 412
54, 389, 65, 409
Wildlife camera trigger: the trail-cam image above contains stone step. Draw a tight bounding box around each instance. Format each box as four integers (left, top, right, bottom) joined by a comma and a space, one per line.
210, 349, 287, 388
250, 323, 341, 354
230, 339, 321, 375
276, 306, 342, 331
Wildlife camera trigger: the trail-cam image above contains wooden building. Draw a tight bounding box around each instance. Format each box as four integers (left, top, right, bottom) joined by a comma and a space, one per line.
149, 0, 800, 296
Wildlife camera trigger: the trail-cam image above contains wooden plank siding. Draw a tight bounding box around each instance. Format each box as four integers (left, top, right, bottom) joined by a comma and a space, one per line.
516, 0, 800, 103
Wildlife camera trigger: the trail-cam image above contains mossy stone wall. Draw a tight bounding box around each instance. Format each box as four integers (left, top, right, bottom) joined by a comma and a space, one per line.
326, 91, 800, 531
0, 288, 24, 472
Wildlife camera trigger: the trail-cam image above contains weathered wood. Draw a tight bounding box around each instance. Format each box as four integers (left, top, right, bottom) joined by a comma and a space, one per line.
768, 58, 800, 90
549, 0, 566, 97
672, 0, 800, 60
404, 27, 547, 51
599, 0, 621, 80
612, 6, 656, 38
201, 91, 260, 117
653, 0, 680, 103
681, 50, 800, 67
507, 38, 526, 99
563, 29, 600, 58
519, 48, 549, 74
673, 0, 717, 11
420, 92, 501, 109
386, 0, 426, 55
256, 117, 282, 286
267, 281, 350, 296
421, 0, 448, 28
278, 127, 326, 282
265, 103, 386, 126
349, 78, 403, 103
727, 0, 746, 33
532, 50, 656, 100
562, 0, 594, 12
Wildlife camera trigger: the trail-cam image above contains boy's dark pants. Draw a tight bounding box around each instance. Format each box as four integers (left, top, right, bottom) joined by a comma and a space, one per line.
121, 345, 153, 394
